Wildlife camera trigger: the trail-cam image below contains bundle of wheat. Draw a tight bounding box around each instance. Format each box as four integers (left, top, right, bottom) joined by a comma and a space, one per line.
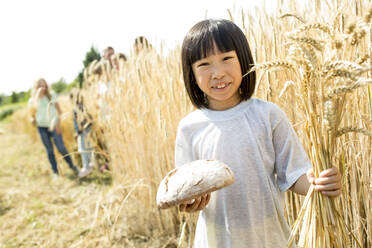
249, 1, 371, 247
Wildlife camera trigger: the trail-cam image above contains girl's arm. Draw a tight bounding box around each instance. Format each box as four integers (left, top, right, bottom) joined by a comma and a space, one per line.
30, 117, 36, 126
55, 102, 62, 116
289, 174, 310, 195
30, 112, 36, 126
55, 102, 63, 134
290, 167, 342, 197
28, 100, 37, 126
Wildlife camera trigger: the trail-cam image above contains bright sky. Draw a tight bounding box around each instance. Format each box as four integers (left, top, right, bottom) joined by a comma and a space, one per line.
0, 0, 276, 95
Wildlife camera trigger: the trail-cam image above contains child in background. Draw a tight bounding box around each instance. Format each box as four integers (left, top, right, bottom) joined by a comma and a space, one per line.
133, 36, 152, 55
91, 60, 110, 172
176, 19, 342, 248
70, 89, 94, 178
29, 78, 79, 177
110, 53, 127, 71
102, 46, 115, 69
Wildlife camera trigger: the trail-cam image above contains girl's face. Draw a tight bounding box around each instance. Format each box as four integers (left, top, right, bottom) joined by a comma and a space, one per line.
192, 47, 242, 110
36, 80, 47, 96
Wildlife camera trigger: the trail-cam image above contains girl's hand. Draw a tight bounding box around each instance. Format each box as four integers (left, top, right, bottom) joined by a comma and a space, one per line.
30, 118, 36, 127
179, 193, 211, 213
55, 122, 62, 135
307, 167, 342, 197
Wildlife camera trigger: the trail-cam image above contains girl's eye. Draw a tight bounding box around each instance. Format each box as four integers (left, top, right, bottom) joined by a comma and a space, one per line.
223, 56, 234, 61
197, 62, 209, 67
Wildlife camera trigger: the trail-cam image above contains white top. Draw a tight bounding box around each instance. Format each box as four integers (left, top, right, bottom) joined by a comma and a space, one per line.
175, 98, 311, 248
97, 81, 111, 121
34, 95, 58, 128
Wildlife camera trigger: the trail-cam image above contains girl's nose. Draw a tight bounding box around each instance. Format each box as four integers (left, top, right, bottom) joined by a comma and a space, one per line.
211, 64, 225, 79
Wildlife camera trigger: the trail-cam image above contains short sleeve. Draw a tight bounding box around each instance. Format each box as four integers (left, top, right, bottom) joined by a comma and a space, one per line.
50, 93, 58, 104
27, 98, 34, 106
272, 108, 311, 192
174, 123, 194, 168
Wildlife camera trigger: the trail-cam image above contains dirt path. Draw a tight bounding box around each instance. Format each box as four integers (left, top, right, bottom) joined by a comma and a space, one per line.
0, 121, 177, 248
0, 121, 114, 247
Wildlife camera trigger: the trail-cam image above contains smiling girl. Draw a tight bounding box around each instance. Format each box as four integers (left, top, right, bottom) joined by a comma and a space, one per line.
175, 19, 342, 248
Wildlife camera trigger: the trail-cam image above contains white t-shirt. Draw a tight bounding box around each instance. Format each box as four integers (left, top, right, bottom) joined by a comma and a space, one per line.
33, 95, 58, 128
97, 81, 111, 121
175, 98, 311, 248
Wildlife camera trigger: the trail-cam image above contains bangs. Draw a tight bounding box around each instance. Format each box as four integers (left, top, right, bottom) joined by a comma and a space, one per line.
188, 20, 236, 64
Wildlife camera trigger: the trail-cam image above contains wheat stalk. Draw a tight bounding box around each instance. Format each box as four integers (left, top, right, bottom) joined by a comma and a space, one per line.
280, 13, 306, 24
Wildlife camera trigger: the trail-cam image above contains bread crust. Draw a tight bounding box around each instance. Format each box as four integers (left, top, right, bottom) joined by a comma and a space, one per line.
156, 160, 235, 209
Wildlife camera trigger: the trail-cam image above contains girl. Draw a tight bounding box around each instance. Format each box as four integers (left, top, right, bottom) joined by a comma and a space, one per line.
30, 78, 79, 177
70, 90, 94, 178
176, 19, 342, 248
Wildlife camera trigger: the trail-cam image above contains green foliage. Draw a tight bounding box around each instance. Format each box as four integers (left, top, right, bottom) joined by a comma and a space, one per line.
24, 90, 31, 102
77, 71, 84, 88
51, 78, 68, 94
0, 108, 15, 120
76, 46, 101, 88
10, 92, 19, 103
0, 102, 26, 121
83, 46, 101, 68
66, 79, 79, 92
0, 91, 30, 106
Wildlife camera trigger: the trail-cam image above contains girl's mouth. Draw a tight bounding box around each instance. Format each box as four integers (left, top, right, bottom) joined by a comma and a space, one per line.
213, 83, 230, 90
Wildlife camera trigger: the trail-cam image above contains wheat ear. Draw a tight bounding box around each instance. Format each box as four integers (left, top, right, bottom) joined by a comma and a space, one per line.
290, 23, 333, 37
327, 78, 372, 98
280, 13, 306, 24
336, 127, 372, 137
249, 61, 296, 73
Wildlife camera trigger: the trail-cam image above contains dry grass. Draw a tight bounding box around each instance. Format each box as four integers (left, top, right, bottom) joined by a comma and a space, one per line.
0, 121, 178, 247
81, 48, 195, 247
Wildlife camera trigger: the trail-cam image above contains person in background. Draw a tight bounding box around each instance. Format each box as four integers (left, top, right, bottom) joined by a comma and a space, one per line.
133, 36, 153, 55
102, 46, 115, 69
70, 89, 94, 178
110, 53, 127, 71
117, 53, 127, 61
29, 78, 79, 177
91, 60, 111, 172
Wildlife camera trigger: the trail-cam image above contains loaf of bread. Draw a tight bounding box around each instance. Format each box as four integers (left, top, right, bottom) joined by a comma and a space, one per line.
156, 160, 235, 209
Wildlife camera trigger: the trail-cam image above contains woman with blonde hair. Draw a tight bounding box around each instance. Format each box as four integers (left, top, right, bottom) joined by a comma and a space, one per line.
29, 78, 79, 177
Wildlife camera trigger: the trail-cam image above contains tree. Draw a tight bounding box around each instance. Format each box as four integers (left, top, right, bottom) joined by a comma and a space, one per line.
51, 78, 68, 94
83, 46, 101, 68
76, 46, 101, 88
17, 91, 27, 102
10, 91, 19, 103
66, 78, 79, 92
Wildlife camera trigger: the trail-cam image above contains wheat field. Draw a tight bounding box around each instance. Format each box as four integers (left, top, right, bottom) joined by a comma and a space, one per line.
2, 0, 371, 247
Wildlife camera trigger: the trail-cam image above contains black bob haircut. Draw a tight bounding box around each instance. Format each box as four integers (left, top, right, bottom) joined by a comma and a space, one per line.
181, 19, 256, 109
